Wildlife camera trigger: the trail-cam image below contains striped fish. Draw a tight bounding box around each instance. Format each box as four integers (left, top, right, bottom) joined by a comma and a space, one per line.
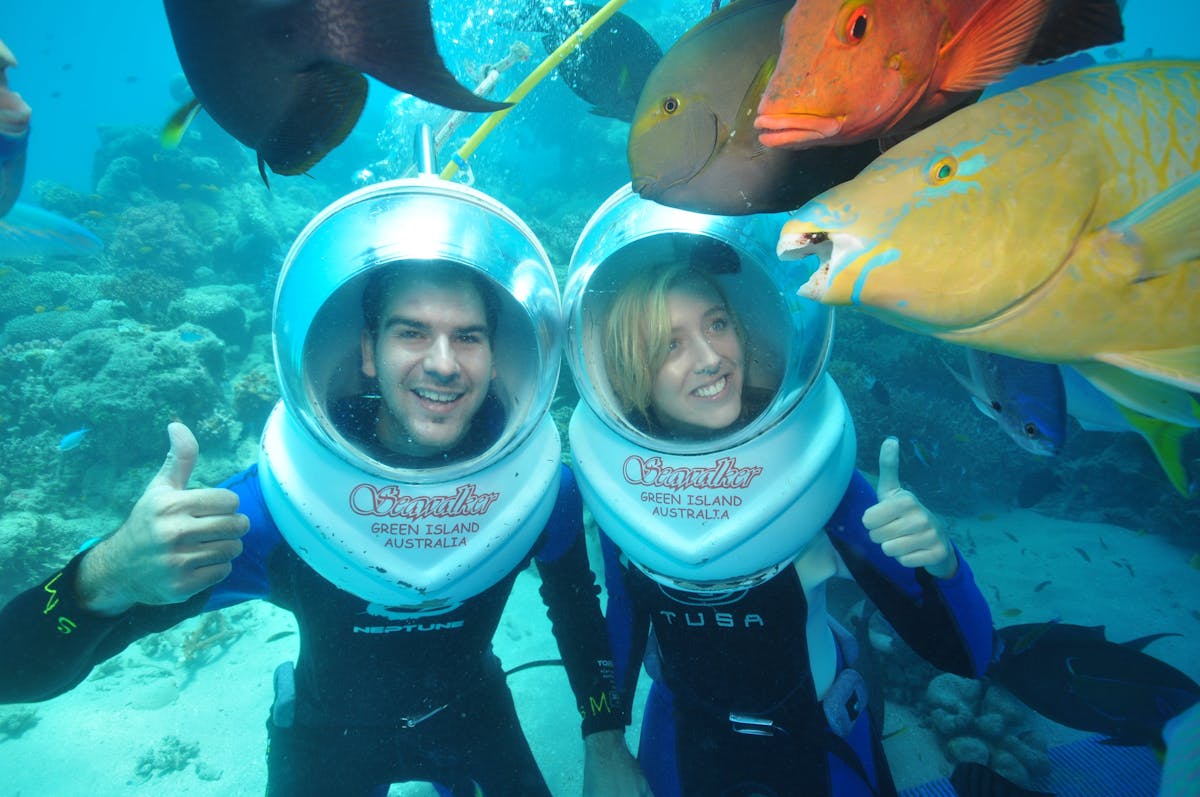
777, 60, 1200, 427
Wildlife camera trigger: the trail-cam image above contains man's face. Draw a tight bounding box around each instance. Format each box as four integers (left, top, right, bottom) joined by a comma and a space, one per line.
361, 276, 495, 457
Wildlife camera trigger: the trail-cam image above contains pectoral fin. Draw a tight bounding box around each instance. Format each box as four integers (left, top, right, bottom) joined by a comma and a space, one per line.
1107, 170, 1200, 283
938, 0, 1051, 93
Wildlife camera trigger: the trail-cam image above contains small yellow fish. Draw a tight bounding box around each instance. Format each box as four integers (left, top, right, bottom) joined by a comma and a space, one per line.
777, 61, 1200, 426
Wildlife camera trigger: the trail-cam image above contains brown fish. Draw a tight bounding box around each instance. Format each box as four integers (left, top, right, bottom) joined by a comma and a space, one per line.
162, 0, 509, 183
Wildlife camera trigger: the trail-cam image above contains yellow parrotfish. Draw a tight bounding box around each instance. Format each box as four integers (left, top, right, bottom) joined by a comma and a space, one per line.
777, 60, 1200, 427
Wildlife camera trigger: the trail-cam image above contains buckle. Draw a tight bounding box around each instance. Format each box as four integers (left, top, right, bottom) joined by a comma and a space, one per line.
729, 712, 779, 737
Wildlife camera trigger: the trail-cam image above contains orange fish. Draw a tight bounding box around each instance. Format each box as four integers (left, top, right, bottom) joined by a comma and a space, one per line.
754, 0, 1123, 149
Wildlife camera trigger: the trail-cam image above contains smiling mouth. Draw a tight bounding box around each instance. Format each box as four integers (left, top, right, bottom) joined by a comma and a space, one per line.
693, 375, 728, 399
413, 387, 463, 405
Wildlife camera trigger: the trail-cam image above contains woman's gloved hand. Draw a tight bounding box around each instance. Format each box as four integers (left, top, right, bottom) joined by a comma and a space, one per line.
861, 437, 958, 579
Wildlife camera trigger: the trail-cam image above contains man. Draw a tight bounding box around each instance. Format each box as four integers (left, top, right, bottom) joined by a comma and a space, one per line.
0, 260, 647, 796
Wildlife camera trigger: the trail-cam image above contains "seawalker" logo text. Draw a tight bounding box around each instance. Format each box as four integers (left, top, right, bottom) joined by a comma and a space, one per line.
348, 483, 499, 520
622, 455, 763, 491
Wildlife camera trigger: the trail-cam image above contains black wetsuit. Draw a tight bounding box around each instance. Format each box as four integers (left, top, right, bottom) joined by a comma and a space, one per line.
602, 471, 995, 797
0, 399, 622, 796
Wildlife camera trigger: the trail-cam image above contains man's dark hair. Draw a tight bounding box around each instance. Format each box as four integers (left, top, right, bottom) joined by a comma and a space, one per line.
361, 261, 501, 341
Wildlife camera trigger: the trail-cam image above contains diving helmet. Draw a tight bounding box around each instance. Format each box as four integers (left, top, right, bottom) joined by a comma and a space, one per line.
259, 175, 562, 614
564, 184, 856, 591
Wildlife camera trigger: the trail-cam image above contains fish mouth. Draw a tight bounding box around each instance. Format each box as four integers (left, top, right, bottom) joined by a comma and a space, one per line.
753, 113, 843, 150
631, 175, 662, 199
776, 223, 863, 303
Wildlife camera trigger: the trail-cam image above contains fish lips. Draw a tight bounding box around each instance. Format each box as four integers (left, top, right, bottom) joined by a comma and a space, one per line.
776, 223, 845, 301
754, 112, 843, 150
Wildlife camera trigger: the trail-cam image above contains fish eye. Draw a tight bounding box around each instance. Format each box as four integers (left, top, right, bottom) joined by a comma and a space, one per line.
662, 96, 680, 114
990, 400, 1002, 412
838, 6, 869, 45
925, 154, 958, 185
1023, 423, 1039, 437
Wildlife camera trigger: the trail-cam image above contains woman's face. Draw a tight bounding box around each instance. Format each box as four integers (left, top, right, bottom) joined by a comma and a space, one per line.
650, 283, 744, 434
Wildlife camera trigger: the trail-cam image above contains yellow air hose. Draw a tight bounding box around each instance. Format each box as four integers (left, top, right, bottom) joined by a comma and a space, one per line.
440, 0, 632, 181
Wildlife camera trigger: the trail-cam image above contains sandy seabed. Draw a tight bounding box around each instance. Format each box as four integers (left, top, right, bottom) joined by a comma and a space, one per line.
0, 509, 1196, 796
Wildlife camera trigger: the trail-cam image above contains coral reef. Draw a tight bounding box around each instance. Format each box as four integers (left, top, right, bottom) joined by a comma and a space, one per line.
42, 324, 228, 472
233, 363, 281, 431
923, 673, 1053, 787
133, 735, 201, 780
0, 706, 39, 741
179, 611, 244, 673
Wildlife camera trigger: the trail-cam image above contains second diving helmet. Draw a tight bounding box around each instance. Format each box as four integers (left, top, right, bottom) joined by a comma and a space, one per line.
564, 185, 856, 591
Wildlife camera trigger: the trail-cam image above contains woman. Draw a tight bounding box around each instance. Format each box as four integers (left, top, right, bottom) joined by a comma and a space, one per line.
572, 232, 993, 796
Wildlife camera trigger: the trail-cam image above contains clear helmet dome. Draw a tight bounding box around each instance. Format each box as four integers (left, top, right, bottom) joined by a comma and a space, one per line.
563, 184, 834, 453
273, 176, 561, 482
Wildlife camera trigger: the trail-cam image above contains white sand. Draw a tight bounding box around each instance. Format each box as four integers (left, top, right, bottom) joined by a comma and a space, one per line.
0, 509, 1196, 796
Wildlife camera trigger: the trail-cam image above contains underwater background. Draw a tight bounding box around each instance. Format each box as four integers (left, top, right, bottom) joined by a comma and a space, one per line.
0, 1, 1198, 795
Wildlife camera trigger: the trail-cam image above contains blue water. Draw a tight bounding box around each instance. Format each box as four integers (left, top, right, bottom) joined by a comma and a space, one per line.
0, 2, 1198, 795
6, 0, 1193, 195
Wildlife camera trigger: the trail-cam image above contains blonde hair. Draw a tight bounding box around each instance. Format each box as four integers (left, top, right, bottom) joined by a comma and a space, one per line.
603, 263, 744, 428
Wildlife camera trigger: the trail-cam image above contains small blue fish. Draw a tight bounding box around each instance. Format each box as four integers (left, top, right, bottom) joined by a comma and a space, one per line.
179, 330, 203, 343
909, 438, 937, 467
58, 426, 90, 451
947, 349, 1066, 457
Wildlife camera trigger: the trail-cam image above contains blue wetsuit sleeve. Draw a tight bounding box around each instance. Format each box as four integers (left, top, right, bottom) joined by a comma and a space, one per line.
533, 466, 626, 735
599, 530, 649, 722
202, 464, 281, 611
0, 465, 280, 703
827, 471, 993, 677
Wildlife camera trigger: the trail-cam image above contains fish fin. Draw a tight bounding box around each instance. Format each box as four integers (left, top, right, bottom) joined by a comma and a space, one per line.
943, 354, 996, 415
1023, 0, 1124, 63
1097, 347, 1200, 396
1120, 631, 1182, 652
730, 55, 778, 150
1105, 170, 1200, 283
938, 0, 1051, 93
281, 0, 508, 113
1112, 405, 1194, 496
1071, 362, 1200, 427
160, 96, 202, 149
257, 63, 366, 177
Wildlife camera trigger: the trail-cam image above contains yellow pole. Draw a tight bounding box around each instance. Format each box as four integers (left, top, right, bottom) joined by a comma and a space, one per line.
440, 0, 632, 181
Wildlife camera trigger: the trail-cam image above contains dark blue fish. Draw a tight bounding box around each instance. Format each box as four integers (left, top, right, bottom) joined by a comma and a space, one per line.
509, 1, 662, 122
0, 38, 30, 218
162, 0, 508, 183
947, 350, 1067, 456
989, 622, 1200, 746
